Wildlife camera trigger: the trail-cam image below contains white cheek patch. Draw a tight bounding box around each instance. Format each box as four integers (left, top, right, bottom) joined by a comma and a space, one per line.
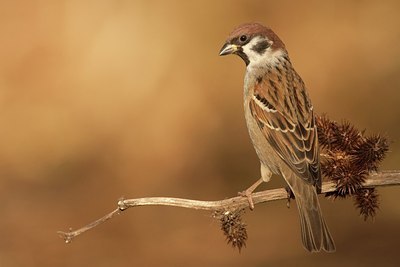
242, 37, 284, 68
242, 37, 264, 62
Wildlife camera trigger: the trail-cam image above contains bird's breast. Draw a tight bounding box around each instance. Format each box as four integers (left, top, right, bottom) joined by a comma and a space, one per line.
243, 78, 281, 175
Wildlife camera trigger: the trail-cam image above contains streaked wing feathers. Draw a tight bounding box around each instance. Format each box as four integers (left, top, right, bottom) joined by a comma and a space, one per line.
249, 65, 321, 189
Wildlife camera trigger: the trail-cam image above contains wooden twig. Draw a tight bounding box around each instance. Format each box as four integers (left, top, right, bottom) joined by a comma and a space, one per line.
58, 170, 400, 243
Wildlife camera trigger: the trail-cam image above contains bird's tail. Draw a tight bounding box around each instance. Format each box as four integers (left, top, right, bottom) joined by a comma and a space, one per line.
283, 170, 336, 252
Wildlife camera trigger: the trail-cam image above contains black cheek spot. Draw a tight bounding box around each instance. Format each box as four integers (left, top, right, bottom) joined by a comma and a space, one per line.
256, 76, 263, 83
237, 50, 250, 66
251, 40, 270, 55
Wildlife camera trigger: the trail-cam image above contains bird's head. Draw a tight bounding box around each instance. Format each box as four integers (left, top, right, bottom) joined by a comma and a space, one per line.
219, 23, 286, 67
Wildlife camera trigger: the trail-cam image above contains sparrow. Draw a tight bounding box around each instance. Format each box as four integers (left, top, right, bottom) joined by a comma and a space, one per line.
219, 23, 335, 252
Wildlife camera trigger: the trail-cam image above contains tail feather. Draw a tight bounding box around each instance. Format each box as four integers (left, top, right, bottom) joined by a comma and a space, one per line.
284, 170, 335, 252
297, 198, 335, 252
321, 217, 336, 252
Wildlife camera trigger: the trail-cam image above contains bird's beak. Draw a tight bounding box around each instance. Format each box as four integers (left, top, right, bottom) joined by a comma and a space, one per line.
219, 43, 238, 56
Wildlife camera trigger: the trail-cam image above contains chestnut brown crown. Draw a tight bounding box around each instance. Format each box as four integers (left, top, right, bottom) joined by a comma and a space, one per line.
227, 23, 284, 49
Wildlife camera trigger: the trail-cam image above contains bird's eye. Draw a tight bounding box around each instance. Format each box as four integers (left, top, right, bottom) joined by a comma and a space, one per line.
239, 35, 247, 42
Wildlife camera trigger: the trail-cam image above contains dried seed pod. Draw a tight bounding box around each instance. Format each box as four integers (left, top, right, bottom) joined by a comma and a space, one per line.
319, 115, 388, 208
333, 121, 364, 152
316, 114, 339, 149
354, 188, 379, 221
326, 163, 368, 198
335, 166, 368, 197
214, 209, 247, 252
351, 134, 389, 171
320, 151, 351, 179
321, 150, 367, 197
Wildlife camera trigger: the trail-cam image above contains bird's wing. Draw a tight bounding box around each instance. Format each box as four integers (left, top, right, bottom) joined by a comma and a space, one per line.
249, 65, 321, 189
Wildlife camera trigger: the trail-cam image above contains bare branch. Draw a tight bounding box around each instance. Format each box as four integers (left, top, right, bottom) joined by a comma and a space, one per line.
58, 208, 122, 243
58, 170, 400, 243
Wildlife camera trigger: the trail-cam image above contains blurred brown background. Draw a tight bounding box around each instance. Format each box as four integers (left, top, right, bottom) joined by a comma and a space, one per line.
1, 0, 400, 266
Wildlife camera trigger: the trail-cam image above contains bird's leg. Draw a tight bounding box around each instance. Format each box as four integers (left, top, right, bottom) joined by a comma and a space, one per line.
238, 178, 264, 210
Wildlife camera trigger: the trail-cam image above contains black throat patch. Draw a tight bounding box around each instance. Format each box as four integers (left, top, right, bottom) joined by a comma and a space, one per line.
236, 49, 250, 66
251, 40, 270, 55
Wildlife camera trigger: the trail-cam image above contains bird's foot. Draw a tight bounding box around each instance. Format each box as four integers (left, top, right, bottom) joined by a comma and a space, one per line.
285, 186, 295, 208
238, 178, 264, 210
238, 189, 255, 210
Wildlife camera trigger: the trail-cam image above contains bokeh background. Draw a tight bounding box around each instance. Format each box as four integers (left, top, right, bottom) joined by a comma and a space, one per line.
1, 0, 400, 266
